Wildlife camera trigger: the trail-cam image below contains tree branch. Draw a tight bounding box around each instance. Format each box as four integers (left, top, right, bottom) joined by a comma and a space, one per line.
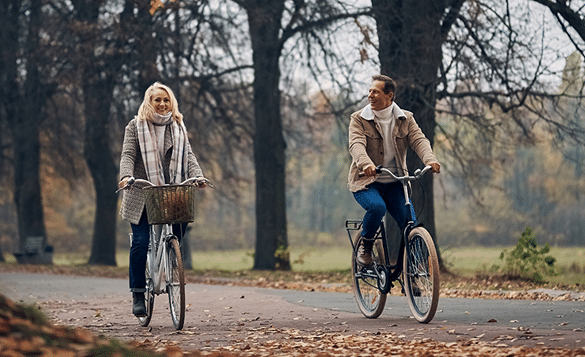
531, 0, 585, 43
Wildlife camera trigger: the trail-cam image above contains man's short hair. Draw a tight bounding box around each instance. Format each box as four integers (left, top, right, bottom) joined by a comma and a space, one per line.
372, 75, 396, 95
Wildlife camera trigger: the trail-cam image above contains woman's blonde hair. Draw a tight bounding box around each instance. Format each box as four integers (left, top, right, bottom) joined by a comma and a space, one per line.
137, 82, 184, 123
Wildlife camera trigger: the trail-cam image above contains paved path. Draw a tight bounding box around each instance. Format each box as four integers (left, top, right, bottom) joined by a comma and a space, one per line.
1, 272, 584, 351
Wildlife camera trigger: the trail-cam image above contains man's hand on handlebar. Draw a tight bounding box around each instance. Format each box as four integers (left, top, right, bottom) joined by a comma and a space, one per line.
362, 164, 377, 177
429, 162, 441, 174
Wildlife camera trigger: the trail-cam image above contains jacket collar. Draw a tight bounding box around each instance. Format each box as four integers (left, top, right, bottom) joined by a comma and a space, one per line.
361, 102, 407, 121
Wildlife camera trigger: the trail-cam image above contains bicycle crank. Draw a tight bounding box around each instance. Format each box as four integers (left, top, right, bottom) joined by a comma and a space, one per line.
375, 265, 392, 294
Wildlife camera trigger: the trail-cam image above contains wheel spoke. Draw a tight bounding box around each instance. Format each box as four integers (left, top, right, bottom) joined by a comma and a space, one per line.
403, 228, 440, 323
352, 234, 387, 318
167, 238, 185, 330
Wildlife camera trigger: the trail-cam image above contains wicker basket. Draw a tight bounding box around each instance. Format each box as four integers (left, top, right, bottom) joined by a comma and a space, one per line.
143, 184, 196, 224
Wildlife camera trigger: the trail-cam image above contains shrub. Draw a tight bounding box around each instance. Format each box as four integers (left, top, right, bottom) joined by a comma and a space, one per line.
494, 227, 558, 283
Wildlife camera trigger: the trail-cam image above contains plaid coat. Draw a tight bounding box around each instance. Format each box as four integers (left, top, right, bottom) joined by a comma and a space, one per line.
119, 118, 203, 225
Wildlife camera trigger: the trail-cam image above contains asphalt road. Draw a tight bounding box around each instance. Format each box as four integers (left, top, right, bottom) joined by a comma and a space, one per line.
1, 272, 584, 350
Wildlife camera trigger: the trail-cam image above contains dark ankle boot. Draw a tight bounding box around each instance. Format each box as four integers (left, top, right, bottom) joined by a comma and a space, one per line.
357, 238, 375, 266
132, 292, 146, 317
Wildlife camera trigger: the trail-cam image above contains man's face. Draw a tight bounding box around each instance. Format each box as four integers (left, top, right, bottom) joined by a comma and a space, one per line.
368, 80, 393, 111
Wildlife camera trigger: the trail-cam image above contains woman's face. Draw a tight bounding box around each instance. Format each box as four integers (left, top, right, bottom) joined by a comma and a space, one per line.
151, 88, 171, 115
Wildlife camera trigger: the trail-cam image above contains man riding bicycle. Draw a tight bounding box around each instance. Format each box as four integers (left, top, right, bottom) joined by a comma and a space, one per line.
348, 75, 441, 267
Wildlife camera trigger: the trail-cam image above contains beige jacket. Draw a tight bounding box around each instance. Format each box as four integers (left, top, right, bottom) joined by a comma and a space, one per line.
119, 118, 203, 225
348, 106, 438, 192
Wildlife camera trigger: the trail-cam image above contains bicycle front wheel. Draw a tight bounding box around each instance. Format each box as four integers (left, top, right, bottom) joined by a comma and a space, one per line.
138, 277, 154, 327
167, 238, 185, 330
351, 234, 387, 318
402, 227, 440, 323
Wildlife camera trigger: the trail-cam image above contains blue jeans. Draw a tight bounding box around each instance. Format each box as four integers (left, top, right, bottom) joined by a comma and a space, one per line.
353, 181, 417, 239
129, 210, 186, 292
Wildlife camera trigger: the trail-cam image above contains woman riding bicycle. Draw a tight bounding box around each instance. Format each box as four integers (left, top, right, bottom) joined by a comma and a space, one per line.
118, 82, 207, 317
348, 75, 440, 267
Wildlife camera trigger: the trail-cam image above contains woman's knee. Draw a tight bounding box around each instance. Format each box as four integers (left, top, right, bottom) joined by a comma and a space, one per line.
131, 227, 150, 251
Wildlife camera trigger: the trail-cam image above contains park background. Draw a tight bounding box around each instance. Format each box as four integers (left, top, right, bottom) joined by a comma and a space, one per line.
0, 0, 584, 280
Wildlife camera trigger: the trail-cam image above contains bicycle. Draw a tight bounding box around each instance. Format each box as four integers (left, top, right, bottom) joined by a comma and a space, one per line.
346, 165, 440, 323
117, 176, 211, 330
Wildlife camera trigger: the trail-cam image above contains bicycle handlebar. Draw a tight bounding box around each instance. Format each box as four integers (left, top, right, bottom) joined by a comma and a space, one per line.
358, 165, 432, 182
116, 176, 213, 193
376, 165, 432, 182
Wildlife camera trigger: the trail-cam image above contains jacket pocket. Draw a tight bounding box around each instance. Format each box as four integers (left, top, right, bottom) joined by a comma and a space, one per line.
364, 126, 382, 139
364, 129, 383, 164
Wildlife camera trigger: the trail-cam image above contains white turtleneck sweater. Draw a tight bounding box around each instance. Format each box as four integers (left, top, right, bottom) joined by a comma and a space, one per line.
373, 103, 398, 183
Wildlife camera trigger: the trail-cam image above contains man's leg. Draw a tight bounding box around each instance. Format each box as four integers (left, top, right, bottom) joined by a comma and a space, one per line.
383, 182, 421, 295
352, 183, 386, 266
383, 182, 417, 232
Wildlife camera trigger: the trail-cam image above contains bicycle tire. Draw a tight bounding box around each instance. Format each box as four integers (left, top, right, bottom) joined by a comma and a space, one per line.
352, 234, 387, 318
167, 237, 185, 330
138, 258, 154, 327
402, 227, 440, 323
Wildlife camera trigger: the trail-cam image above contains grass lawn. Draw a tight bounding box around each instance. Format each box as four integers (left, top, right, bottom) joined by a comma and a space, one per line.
441, 246, 585, 286
6, 245, 584, 287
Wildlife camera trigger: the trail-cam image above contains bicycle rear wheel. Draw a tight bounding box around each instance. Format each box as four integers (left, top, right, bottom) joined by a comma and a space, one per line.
167, 237, 185, 330
402, 227, 440, 323
351, 234, 387, 318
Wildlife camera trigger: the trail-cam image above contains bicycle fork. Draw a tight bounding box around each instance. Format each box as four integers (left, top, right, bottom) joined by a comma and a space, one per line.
149, 225, 171, 295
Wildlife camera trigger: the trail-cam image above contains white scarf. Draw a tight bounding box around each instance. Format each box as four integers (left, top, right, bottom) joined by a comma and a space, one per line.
136, 113, 190, 185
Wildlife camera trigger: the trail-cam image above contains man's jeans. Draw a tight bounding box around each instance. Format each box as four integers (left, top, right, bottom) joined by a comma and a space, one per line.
129, 210, 186, 292
352, 181, 417, 239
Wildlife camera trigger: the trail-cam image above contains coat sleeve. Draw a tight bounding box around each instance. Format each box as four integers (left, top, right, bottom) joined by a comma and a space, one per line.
406, 115, 439, 166
187, 143, 204, 178
120, 119, 138, 180
348, 112, 375, 171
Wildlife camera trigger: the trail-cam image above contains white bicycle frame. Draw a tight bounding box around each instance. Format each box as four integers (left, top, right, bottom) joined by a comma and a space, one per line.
148, 224, 175, 295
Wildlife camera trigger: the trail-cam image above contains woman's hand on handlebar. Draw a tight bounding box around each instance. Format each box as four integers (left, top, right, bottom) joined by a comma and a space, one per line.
116, 176, 136, 193
189, 177, 213, 188
195, 177, 208, 188
119, 177, 131, 189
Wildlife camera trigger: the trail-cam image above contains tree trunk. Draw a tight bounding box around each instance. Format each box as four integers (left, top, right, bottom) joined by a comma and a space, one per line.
244, 0, 290, 270
372, 0, 446, 267
85, 80, 119, 266
71, 0, 120, 266
4, 0, 52, 264
0, 0, 20, 263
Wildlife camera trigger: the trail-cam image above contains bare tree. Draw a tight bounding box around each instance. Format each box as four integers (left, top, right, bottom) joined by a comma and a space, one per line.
62, 0, 134, 265
226, 0, 367, 269
365, 0, 585, 262
1, 0, 57, 264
